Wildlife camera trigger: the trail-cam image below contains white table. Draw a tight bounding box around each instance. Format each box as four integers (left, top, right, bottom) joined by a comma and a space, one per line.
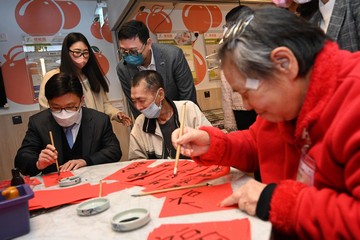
18, 160, 271, 240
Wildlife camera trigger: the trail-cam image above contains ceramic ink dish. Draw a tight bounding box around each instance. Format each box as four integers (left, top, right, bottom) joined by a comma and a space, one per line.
76, 197, 110, 216
58, 176, 81, 187
111, 208, 150, 232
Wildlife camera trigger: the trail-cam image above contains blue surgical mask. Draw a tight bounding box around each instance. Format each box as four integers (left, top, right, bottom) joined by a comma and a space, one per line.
141, 90, 161, 119
124, 54, 144, 66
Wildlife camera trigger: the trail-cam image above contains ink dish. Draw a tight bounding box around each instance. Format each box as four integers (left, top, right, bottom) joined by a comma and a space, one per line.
111, 208, 150, 232
77, 197, 110, 216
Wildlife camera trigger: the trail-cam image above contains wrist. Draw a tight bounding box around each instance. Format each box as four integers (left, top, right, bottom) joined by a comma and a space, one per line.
36, 161, 41, 170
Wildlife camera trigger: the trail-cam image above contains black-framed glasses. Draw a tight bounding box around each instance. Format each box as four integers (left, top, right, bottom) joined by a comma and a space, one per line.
221, 14, 254, 44
69, 49, 90, 58
117, 43, 146, 58
50, 105, 80, 113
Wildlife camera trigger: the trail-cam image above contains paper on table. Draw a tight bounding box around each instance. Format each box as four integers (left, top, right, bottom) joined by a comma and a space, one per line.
159, 183, 236, 217
29, 183, 96, 210
147, 218, 251, 240
42, 171, 74, 187
28, 181, 132, 210
141, 163, 230, 194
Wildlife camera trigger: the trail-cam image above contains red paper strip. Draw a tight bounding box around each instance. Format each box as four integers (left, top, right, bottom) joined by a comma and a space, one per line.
29, 183, 96, 209
147, 219, 251, 240
159, 183, 236, 217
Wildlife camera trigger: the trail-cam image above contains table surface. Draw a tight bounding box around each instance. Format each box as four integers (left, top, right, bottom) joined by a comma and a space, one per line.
18, 160, 271, 240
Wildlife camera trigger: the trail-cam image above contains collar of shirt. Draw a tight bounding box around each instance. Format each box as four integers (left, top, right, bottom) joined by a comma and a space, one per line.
319, 0, 336, 33
138, 48, 156, 71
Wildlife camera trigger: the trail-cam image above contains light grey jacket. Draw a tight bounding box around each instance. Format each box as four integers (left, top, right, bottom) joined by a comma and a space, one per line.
128, 100, 211, 161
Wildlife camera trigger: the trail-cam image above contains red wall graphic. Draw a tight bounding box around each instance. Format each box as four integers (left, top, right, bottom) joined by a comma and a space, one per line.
92, 46, 110, 75
90, 17, 113, 43
15, 0, 81, 36
182, 5, 223, 33
135, 5, 173, 34
2, 46, 35, 104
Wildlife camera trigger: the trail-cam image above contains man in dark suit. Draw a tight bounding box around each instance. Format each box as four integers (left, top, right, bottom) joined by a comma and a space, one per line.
116, 20, 198, 119
15, 73, 121, 176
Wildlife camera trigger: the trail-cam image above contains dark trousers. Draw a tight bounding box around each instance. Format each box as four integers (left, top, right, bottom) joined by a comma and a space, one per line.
233, 109, 261, 181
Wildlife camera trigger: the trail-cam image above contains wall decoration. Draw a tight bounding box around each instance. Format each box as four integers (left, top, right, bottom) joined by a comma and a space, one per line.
193, 49, 207, 85
54, 0, 81, 29
135, 5, 173, 34
204, 32, 223, 81
182, 5, 212, 34
15, 0, 62, 36
206, 5, 222, 28
2, 45, 35, 104
15, 0, 81, 36
90, 17, 112, 43
157, 32, 197, 83
92, 46, 110, 75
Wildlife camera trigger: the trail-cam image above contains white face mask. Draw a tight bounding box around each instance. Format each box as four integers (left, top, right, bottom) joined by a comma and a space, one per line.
141, 90, 161, 119
52, 108, 82, 127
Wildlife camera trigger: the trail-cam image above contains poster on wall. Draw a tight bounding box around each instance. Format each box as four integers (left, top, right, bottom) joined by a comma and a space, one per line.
157, 32, 198, 84
204, 32, 222, 81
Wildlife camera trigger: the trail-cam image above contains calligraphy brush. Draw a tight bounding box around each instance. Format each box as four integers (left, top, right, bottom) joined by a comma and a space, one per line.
131, 174, 232, 197
49, 131, 60, 177
174, 102, 187, 176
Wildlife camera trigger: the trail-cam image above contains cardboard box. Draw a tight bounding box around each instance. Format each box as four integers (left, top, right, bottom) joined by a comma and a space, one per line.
0, 184, 34, 240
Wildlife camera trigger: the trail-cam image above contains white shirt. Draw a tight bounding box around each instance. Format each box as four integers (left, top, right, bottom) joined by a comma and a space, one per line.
138, 48, 156, 71
319, 0, 336, 33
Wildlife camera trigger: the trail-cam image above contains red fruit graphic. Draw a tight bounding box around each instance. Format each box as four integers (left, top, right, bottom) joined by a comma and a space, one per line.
92, 46, 109, 75
182, 5, 211, 34
206, 5, 222, 28
100, 18, 113, 43
55, 0, 81, 29
90, 20, 103, 39
147, 5, 172, 34
193, 49, 206, 85
135, 11, 149, 25
15, 0, 63, 36
2, 46, 36, 104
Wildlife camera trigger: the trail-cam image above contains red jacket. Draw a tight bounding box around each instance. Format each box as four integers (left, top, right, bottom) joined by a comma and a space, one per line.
195, 42, 360, 239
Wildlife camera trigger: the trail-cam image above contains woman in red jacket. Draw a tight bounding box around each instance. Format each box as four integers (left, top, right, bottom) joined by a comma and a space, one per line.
172, 7, 360, 239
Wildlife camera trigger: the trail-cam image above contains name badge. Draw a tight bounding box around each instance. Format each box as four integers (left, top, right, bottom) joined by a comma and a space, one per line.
296, 147, 316, 186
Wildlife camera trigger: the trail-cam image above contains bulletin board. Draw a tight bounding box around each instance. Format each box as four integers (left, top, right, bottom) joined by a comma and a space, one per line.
204, 32, 222, 81
22, 36, 63, 101
157, 32, 199, 84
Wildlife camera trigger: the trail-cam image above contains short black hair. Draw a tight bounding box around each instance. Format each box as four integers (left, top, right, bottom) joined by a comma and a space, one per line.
45, 73, 83, 101
117, 20, 149, 44
131, 70, 164, 94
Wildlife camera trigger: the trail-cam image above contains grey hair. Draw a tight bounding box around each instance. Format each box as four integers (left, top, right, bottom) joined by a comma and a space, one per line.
218, 7, 329, 80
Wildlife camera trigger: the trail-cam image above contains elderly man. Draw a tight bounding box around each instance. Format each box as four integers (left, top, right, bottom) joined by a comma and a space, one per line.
128, 70, 210, 161
15, 73, 121, 176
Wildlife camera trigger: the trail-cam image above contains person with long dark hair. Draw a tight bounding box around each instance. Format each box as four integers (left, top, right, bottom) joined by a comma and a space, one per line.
39, 32, 131, 126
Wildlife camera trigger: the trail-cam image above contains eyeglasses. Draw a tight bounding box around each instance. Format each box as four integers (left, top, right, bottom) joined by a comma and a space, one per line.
69, 49, 90, 58
50, 105, 80, 113
220, 14, 254, 44
118, 43, 146, 58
